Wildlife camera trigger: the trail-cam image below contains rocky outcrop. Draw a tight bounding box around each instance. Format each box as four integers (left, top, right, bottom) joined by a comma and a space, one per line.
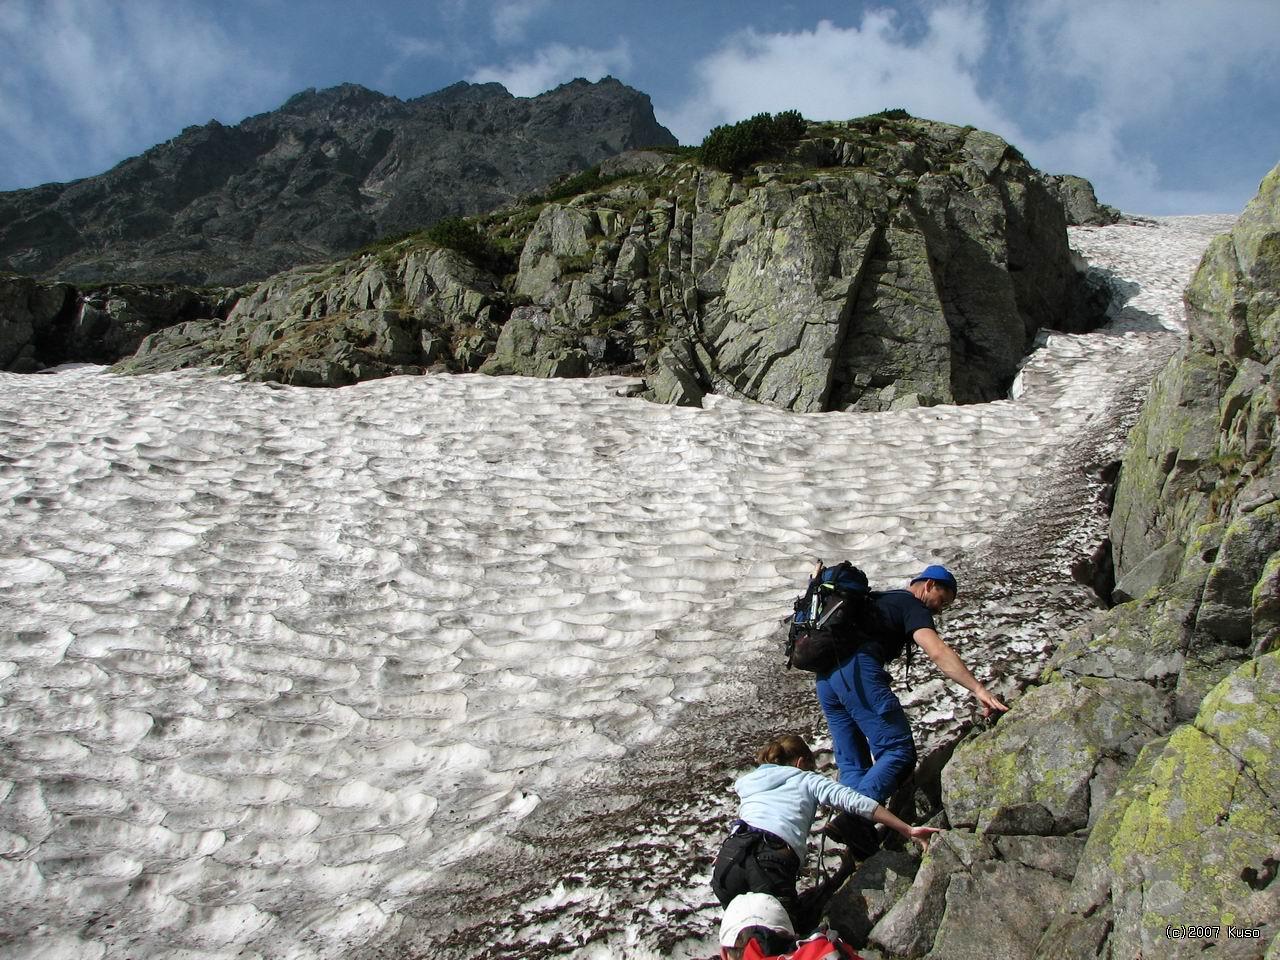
1044, 174, 1122, 226
941, 673, 1172, 836
0, 275, 230, 370
1111, 162, 1280, 648
641, 122, 1106, 413
0, 78, 676, 286
868, 832, 1083, 959
829, 164, 1280, 959
112, 241, 510, 385
110, 115, 1108, 408
1041, 160, 1280, 958
0, 275, 74, 371
1040, 652, 1280, 958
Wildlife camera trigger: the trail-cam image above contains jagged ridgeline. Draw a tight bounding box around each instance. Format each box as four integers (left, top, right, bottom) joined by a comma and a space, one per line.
4, 109, 1116, 412
0, 78, 677, 286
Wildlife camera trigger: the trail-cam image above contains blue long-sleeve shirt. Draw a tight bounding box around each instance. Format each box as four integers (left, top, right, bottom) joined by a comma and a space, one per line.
735, 763, 879, 859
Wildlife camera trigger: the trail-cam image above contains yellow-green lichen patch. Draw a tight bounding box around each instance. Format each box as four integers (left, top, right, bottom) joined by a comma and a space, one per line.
1197, 651, 1280, 795
1094, 654, 1280, 937
1045, 583, 1197, 684
1108, 726, 1236, 874
941, 676, 1168, 833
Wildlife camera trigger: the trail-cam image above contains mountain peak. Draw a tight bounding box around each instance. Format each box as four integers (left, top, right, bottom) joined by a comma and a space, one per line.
0, 78, 677, 285
280, 83, 395, 114
416, 80, 515, 106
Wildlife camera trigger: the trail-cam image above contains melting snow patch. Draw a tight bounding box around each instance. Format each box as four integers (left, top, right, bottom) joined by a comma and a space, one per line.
0, 215, 1237, 958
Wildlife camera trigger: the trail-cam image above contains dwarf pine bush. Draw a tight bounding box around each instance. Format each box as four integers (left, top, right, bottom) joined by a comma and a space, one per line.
425, 217, 513, 273
699, 110, 807, 174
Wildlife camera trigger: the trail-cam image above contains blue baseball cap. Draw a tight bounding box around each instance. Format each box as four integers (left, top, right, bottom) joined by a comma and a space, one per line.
912, 564, 958, 593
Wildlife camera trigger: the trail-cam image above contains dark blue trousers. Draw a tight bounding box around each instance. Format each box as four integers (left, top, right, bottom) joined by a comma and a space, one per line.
815, 651, 916, 802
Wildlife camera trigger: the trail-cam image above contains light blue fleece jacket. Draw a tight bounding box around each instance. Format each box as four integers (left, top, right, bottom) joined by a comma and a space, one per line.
735, 764, 879, 859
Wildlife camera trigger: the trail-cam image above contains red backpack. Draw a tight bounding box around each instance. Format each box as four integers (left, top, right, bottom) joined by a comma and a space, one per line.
741, 932, 862, 960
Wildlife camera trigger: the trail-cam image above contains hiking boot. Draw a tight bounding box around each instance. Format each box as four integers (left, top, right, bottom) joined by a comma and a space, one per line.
823, 811, 881, 860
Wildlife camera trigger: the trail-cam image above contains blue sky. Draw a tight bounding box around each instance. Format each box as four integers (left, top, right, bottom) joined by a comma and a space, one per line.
1, 0, 1277, 215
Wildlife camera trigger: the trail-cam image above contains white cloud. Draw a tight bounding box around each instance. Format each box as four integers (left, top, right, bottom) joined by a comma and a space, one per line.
1017, 111, 1209, 214
1007, 0, 1280, 213
492, 0, 549, 44
1011, 103, 1243, 215
659, 9, 1022, 147
660, 1, 1277, 214
0, 0, 286, 189
1013, 0, 1280, 119
389, 34, 451, 61
468, 41, 632, 97
377, 34, 454, 90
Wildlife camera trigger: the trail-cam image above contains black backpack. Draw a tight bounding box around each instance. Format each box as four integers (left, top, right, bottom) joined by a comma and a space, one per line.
785, 560, 875, 673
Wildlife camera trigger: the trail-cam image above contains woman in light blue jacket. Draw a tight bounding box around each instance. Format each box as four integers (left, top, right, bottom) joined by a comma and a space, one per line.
711, 733, 939, 930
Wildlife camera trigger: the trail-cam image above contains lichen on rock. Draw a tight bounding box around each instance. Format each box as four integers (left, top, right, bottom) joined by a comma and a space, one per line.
1025, 162, 1280, 960
942, 675, 1172, 835
1040, 652, 1280, 958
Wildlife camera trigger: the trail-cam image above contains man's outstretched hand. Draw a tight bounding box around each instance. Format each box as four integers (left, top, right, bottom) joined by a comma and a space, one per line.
976, 686, 1009, 717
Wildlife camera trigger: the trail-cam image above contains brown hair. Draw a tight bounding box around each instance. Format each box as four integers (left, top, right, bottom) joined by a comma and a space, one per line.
756, 733, 814, 767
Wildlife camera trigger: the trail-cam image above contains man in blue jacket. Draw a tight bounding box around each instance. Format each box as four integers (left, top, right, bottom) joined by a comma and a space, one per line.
816, 564, 1008, 856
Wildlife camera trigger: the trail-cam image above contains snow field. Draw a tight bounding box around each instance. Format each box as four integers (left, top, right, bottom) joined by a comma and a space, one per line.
0, 215, 1236, 959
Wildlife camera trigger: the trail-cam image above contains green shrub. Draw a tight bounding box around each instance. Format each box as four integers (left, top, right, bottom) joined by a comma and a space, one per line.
520, 165, 632, 205
651, 144, 700, 157
424, 217, 514, 274
353, 230, 419, 262
425, 217, 490, 258
557, 253, 595, 276
773, 109, 807, 140
698, 109, 808, 174
846, 108, 919, 143
545, 166, 626, 202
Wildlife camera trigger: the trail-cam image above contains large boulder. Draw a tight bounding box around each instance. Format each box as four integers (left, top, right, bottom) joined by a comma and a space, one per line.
1196, 503, 1280, 645
0, 276, 223, 371
65, 285, 225, 364
646, 120, 1104, 413
941, 675, 1172, 835
115, 245, 509, 384
1043, 174, 1121, 227
1186, 164, 1280, 363
1108, 349, 1232, 573
478, 305, 588, 378
515, 205, 605, 304
502, 115, 1105, 413
1254, 551, 1280, 656
1112, 161, 1280, 583
824, 849, 921, 945
1037, 652, 1280, 959
1048, 574, 1202, 686
867, 831, 1083, 959
687, 176, 885, 412
0, 275, 73, 371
